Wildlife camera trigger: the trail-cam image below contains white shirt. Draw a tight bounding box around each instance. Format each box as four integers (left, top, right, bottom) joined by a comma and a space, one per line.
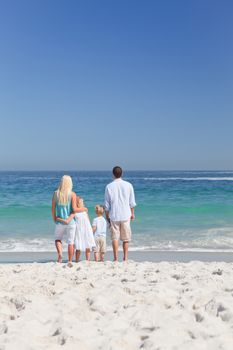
105, 178, 136, 221
92, 216, 107, 237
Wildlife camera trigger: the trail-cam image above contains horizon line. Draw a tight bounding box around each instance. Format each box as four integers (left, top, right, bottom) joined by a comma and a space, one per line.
0, 169, 233, 172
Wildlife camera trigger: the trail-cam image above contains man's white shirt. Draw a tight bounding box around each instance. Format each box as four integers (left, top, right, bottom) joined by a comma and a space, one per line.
104, 178, 136, 221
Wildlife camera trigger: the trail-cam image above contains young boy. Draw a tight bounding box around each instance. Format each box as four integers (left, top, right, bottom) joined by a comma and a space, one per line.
92, 205, 107, 262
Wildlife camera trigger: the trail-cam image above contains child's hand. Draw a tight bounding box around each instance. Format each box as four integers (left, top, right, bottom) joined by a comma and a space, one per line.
56, 217, 68, 225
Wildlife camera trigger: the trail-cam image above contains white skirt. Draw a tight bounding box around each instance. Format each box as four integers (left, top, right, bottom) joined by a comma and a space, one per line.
74, 212, 96, 251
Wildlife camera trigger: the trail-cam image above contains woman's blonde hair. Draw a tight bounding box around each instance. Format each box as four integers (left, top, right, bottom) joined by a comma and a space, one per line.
55, 175, 73, 205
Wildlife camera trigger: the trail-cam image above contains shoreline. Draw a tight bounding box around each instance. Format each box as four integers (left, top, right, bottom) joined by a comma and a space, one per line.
1, 250, 233, 263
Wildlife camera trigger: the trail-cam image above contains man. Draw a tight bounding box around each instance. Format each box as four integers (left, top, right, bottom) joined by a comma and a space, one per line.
105, 166, 136, 261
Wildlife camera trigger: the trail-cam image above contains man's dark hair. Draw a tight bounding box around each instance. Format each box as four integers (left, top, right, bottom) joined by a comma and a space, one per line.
112, 166, 122, 178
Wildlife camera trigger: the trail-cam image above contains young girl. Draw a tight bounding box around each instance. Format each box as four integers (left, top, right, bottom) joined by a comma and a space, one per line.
74, 197, 95, 261
57, 196, 95, 262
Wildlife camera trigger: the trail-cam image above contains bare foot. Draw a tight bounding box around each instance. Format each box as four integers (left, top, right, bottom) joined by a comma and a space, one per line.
57, 255, 62, 263
67, 262, 73, 268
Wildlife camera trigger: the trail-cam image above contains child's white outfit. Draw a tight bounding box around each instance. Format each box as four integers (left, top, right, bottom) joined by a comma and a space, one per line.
92, 216, 107, 254
74, 212, 96, 251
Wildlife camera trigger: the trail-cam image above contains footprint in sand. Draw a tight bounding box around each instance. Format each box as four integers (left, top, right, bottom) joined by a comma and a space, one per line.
86, 297, 94, 306
59, 337, 66, 345
141, 335, 149, 341
142, 326, 159, 332
52, 328, 62, 336
140, 338, 156, 349
0, 323, 8, 335
195, 313, 204, 322
212, 269, 223, 276
171, 274, 183, 280
10, 298, 25, 311
187, 330, 196, 339
205, 299, 229, 319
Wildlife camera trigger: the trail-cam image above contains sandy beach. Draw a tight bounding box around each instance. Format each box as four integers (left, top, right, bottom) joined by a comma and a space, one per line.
1, 260, 233, 350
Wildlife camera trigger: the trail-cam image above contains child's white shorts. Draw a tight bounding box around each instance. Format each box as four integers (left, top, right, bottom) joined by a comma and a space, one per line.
54, 224, 76, 244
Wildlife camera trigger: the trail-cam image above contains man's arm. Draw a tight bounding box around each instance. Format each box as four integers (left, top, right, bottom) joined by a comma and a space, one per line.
130, 207, 135, 221
104, 187, 111, 223
129, 185, 136, 220
105, 210, 110, 224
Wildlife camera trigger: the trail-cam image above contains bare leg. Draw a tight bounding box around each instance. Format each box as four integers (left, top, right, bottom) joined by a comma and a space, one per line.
100, 253, 105, 262
86, 248, 91, 261
76, 250, 81, 262
68, 244, 74, 263
112, 240, 119, 261
55, 240, 62, 262
94, 252, 99, 262
123, 241, 129, 261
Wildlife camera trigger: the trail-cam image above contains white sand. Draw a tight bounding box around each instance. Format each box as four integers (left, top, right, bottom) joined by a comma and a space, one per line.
0, 260, 233, 350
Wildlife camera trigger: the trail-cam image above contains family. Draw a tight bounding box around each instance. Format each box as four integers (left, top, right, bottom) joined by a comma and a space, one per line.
51, 166, 136, 264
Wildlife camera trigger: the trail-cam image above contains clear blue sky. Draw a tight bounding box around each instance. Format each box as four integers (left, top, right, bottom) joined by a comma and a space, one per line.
0, 0, 232, 170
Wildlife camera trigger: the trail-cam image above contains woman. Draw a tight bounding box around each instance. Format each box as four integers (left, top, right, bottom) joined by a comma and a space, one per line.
52, 175, 87, 263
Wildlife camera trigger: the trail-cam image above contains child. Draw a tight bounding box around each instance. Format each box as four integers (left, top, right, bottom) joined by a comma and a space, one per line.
74, 197, 95, 262
92, 205, 107, 262
57, 197, 95, 262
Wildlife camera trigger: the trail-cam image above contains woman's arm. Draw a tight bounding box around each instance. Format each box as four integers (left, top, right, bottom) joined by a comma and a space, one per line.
52, 193, 57, 223
56, 217, 68, 224
56, 213, 75, 225
67, 213, 75, 223
71, 193, 88, 213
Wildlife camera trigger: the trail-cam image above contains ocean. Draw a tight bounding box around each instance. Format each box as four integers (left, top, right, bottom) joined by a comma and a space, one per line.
0, 171, 233, 252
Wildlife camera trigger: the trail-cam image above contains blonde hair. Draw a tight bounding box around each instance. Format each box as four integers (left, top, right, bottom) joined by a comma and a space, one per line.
95, 204, 104, 216
55, 175, 73, 205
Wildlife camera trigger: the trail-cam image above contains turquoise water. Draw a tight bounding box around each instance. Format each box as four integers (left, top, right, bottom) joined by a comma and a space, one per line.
1, 171, 233, 252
